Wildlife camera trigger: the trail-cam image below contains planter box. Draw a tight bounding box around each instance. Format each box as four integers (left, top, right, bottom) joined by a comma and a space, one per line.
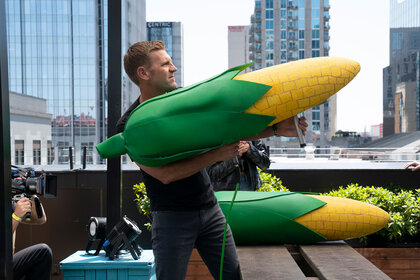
355, 248, 420, 280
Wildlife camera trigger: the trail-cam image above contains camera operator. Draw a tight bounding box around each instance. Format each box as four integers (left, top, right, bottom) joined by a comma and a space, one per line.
12, 194, 52, 280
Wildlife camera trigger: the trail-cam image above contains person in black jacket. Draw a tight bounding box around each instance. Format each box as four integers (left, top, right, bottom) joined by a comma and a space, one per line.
207, 140, 270, 191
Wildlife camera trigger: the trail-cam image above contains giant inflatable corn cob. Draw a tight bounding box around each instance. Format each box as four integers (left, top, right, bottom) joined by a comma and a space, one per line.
216, 191, 389, 244
96, 57, 360, 166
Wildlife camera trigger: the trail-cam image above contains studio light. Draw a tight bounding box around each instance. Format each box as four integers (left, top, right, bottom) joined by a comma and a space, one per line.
85, 217, 107, 255
103, 215, 142, 260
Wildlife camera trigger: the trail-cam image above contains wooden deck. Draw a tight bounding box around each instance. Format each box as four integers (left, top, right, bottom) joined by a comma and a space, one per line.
186, 241, 393, 279
238, 242, 391, 280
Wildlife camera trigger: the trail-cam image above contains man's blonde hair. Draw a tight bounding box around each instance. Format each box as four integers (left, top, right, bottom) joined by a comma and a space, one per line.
123, 40, 165, 86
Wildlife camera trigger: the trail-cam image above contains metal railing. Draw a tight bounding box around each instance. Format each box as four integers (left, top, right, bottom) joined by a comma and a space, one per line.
269, 147, 420, 162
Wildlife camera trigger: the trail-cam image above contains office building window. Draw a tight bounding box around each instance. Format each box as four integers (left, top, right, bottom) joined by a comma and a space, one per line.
281, 51, 287, 60
312, 111, 320, 121
312, 121, 320, 131
281, 20, 286, 29
266, 52, 274, 60
266, 61, 274, 67
281, 30, 287, 39
33, 140, 41, 165
299, 30, 305, 39
15, 140, 24, 165
299, 50, 305, 59
281, 40, 287, 49
280, 0, 286, 8
299, 40, 304, 49
47, 140, 54, 165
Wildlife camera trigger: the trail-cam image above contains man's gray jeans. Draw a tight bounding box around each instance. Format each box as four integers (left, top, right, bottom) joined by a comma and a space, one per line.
151, 203, 241, 280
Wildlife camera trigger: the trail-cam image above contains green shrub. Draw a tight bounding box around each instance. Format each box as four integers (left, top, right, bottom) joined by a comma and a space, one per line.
323, 184, 420, 243
257, 169, 290, 192
133, 170, 289, 230
133, 182, 152, 230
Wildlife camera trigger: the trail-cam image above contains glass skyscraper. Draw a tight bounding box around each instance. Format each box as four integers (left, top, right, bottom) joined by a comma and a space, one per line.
6, 0, 146, 164
147, 22, 184, 87
248, 0, 334, 147
383, 0, 420, 135
390, 0, 420, 28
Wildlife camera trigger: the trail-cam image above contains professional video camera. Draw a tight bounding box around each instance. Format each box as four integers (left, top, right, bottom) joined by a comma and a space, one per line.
11, 165, 57, 221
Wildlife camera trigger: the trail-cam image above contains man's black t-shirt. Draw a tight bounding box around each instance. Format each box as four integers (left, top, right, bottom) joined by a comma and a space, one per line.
117, 98, 217, 212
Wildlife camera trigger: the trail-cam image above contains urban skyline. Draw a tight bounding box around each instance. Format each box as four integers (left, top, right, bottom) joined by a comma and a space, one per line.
4, 1, 412, 165
146, 0, 389, 133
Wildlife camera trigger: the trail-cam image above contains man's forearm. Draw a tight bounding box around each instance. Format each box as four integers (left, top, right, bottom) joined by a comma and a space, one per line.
242, 126, 274, 141
137, 149, 223, 184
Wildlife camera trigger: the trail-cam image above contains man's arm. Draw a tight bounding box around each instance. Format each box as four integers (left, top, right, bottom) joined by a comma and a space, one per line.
404, 161, 420, 171
13, 196, 47, 232
136, 142, 240, 184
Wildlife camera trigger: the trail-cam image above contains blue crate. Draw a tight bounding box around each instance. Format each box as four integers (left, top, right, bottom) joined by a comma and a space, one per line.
60, 250, 156, 280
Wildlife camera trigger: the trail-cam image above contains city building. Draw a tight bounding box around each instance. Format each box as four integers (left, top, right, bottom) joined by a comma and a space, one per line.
383, 0, 420, 136
247, 0, 335, 148
5, 0, 146, 165
147, 22, 184, 87
10, 92, 52, 165
123, 0, 147, 112
228, 25, 251, 70
370, 123, 383, 139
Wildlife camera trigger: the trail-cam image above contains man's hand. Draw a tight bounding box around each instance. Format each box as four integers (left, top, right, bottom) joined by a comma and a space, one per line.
404, 161, 420, 171
209, 141, 241, 162
14, 197, 31, 219
275, 116, 307, 137
238, 141, 250, 157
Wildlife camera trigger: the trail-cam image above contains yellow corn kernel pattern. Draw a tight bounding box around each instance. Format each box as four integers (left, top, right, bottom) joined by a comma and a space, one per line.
294, 195, 390, 240
233, 57, 361, 126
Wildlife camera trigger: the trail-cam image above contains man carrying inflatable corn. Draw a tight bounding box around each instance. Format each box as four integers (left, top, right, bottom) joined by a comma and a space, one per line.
97, 40, 388, 280
108, 40, 307, 280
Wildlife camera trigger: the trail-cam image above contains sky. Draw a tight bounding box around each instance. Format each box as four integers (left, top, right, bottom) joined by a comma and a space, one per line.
146, 0, 390, 133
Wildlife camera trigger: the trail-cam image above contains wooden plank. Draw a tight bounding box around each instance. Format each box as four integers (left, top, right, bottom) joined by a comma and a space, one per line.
299, 242, 392, 280
384, 271, 420, 280
237, 246, 306, 280
355, 247, 420, 280
355, 248, 420, 259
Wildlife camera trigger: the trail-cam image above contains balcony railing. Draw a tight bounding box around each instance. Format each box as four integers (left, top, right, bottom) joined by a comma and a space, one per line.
287, 4, 298, 10
269, 147, 420, 162
287, 15, 298, 21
